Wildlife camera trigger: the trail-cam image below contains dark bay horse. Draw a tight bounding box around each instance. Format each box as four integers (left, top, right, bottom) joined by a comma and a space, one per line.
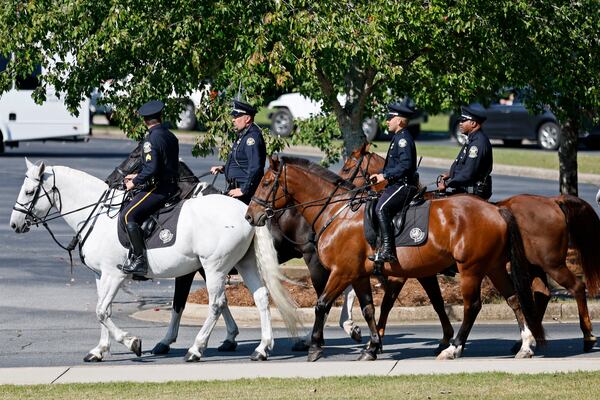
105, 146, 359, 354
246, 156, 545, 361
341, 143, 600, 352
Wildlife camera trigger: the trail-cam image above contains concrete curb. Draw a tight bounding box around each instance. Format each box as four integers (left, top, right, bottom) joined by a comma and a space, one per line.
3, 358, 600, 385
131, 302, 600, 328
92, 128, 600, 185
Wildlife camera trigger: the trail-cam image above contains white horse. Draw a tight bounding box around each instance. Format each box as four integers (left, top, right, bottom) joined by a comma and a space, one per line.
596, 189, 600, 207
10, 159, 301, 362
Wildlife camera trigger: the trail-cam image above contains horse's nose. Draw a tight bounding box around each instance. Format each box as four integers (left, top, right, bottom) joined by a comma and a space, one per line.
245, 214, 253, 224
10, 222, 16, 230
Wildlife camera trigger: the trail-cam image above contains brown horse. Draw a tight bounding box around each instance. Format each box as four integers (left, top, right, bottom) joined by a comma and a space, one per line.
246, 156, 544, 361
341, 143, 600, 352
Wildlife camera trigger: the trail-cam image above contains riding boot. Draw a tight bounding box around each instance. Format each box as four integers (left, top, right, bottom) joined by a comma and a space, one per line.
369, 209, 398, 265
121, 222, 148, 277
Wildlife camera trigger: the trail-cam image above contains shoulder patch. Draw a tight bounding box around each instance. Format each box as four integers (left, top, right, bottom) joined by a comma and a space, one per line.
143, 141, 152, 153
468, 145, 478, 158
145, 154, 152, 161
246, 137, 255, 146
399, 138, 407, 148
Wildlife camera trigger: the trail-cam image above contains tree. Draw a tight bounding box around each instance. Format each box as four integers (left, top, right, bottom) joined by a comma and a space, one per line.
506, 0, 600, 195
0, 1, 524, 160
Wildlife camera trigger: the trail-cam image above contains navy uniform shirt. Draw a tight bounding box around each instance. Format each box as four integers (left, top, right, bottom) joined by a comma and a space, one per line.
133, 124, 179, 190
382, 128, 417, 184
447, 129, 492, 188
224, 123, 267, 197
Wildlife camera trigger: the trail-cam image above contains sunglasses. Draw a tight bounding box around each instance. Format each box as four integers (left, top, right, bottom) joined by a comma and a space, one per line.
458, 117, 473, 123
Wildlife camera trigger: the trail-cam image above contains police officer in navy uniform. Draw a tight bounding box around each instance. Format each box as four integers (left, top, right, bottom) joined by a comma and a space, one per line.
119, 100, 179, 278
211, 100, 266, 205
437, 105, 493, 200
368, 101, 418, 265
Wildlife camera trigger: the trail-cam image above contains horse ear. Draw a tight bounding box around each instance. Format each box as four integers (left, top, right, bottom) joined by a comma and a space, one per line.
25, 157, 33, 170
37, 161, 45, 177
268, 155, 280, 170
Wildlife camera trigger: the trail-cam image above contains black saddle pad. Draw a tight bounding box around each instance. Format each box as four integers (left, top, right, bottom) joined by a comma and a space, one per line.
118, 200, 186, 250
364, 199, 431, 247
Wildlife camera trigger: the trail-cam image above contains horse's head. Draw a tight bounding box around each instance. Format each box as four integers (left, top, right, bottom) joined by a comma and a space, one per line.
105, 142, 143, 188
246, 156, 290, 226
338, 143, 387, 190
10, 158, 56, 233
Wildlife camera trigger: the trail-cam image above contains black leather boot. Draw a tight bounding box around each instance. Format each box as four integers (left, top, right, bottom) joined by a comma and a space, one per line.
121, 222, 148, 278
368, 210, 398, 264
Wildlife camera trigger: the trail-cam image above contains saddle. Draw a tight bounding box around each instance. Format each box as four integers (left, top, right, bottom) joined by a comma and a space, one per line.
118, 197, 186, 250
364, 187, 431, 248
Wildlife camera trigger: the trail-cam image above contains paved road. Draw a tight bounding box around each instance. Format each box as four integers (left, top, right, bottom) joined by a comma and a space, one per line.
1, 138, 600, 368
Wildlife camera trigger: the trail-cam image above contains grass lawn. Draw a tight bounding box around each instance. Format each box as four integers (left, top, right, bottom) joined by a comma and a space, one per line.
3, 373, 599, 400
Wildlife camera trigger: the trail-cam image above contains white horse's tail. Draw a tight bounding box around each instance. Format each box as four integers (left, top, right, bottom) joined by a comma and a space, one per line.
253, 226, 302, 337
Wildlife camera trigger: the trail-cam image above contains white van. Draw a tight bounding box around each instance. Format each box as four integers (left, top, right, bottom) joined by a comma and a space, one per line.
0, 56, 90, 154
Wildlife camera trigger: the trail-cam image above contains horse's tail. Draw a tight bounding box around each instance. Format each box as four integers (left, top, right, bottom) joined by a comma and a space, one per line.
499, 207, 546, 344
555, 195, 600, 296
253, 225, 302, 337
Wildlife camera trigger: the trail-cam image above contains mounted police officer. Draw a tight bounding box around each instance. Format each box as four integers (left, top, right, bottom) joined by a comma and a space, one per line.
437, 105, 493, 200
210, 100, 266, 205
368, 101, 418, 265
119, 100, 179, 278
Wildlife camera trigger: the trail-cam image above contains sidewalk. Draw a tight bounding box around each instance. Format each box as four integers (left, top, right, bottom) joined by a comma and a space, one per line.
92, 127, 600, 185
3, 359, 600, 385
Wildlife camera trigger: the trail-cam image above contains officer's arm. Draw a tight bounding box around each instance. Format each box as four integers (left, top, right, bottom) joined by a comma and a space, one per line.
133, 137, 160, 186
383, 139, 413, 180
241, 133, 266, 195
446, 145, 482, 188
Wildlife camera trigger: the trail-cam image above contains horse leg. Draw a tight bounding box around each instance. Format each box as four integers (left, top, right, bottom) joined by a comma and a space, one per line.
236, 254, 273, 361
437, 271, 482, 360
544, 263, 597, 352
93, 272, 142, 359
510, 267, 550, 354
353, 276, 382, 361
376, 277, 405, 352
152, 270, 196, 355
218, 304, 240, 352
85, 277, 112, 362
292, 252, 331, 352
486, 266, 537, 358
340, 286, 362, 343
417, 276, 454, 354
185, 270, 227, 362
308, 272, 351, 362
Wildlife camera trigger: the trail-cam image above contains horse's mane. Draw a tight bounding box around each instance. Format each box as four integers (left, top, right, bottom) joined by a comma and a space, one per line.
280, 156, 356, 190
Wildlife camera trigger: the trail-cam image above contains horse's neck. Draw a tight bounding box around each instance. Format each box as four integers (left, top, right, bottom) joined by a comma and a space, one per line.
49, 166, 113, 232
287, 168, 351, 231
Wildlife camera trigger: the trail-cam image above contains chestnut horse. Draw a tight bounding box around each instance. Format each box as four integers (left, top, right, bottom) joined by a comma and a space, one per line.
246, 156, 544, 361
341, 143, 600, 352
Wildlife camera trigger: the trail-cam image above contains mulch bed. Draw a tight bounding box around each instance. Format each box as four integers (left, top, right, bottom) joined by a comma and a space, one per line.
188, 249, 581, 308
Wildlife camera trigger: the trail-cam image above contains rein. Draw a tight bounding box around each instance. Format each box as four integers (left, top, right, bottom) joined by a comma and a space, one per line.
13, 172, 126, 274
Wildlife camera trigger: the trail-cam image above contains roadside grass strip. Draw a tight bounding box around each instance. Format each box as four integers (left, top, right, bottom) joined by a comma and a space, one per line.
2, 372, 600, 400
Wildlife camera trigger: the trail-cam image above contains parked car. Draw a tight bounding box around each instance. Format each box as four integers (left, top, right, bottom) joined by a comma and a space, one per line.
267, 93, 426, 141
449, 96, 600, 150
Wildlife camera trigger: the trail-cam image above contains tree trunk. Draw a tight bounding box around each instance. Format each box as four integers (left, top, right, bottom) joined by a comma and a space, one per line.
558, 118, 579, 195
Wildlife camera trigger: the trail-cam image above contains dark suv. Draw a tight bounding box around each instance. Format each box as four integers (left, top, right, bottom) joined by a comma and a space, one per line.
449, 97, 600, 150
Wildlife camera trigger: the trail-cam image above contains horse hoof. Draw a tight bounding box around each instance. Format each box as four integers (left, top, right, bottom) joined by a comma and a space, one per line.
217, 339, 238, 352
434, 342, 450, 356
510, 340, 522, 355
151, 342, 171, 355
515, 349, 534, 359
584, 338, 597, 353
350, 326, 362, 343
291, 340, 310, 352
83, 353, 102, 362
436, 349, 455, 360
357, 349, 377, 361
307, 347, 323, 362
184, 351, 201, 362
250, 351, 268, 361
131, 337, 142, 357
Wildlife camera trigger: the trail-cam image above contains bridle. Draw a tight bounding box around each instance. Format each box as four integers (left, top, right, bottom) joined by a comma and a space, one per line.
250, 162, 289, 219
342, 152, 375, 185
13, 170, 62, 227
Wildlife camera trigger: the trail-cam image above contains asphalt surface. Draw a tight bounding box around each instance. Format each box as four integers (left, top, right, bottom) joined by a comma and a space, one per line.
1, 137, 600, 369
